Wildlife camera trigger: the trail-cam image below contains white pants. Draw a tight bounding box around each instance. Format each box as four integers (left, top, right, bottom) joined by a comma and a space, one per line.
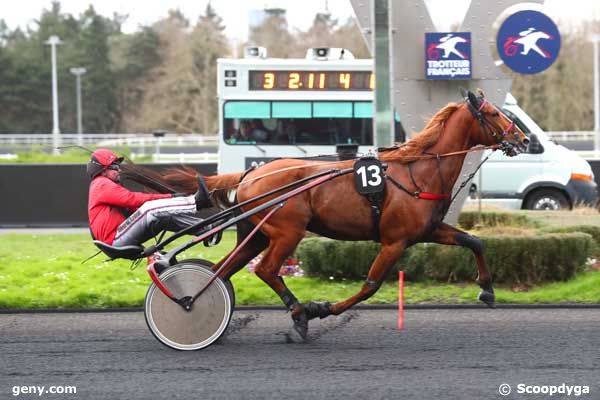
112, 196, 202, 247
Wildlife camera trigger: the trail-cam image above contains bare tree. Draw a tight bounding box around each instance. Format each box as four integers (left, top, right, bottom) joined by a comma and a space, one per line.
124, 7, 228, 134
248, 9, 297, 58
189, 3, 229, 134
293, 14, 371, 58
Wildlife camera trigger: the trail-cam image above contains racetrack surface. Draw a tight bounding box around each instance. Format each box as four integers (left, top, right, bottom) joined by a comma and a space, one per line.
1, 309, 598, 399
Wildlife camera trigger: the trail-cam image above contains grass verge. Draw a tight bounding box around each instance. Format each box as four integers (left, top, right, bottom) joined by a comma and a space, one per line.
0, 232, 598, 309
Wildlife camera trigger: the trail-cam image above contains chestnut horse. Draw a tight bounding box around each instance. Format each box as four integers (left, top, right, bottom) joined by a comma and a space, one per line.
122, 90, 529, 339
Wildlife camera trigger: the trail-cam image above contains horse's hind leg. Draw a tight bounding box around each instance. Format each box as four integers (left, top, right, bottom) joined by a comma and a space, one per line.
427, 222, 495, 307
251, 234, 309, 338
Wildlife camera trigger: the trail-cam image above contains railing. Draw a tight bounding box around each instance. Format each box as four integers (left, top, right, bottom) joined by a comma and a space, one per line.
546, 131, 596, 141
145, 152, 219, 164
0, 133, 219, 147
2, 132, 596, 144
0, 133, 221, 164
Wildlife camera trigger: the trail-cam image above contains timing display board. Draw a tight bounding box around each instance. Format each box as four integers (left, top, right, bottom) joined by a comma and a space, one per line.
249, 70, 374, 91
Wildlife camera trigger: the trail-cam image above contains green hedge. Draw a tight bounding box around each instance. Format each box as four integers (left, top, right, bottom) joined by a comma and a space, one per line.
543, 225, 600, 255
458, 211, 536, 230
297, 233, 594, 285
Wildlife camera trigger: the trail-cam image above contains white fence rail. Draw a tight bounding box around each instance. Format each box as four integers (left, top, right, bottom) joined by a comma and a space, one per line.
1, 132, 597, 162
546, 131, 595, 141
1, 132, 595, 145
147, 152, 219, 164
0, 133, 220, 164
0, 133, 219, 147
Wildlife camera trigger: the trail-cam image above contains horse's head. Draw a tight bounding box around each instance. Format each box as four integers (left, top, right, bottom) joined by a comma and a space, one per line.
461, 88, 529, 156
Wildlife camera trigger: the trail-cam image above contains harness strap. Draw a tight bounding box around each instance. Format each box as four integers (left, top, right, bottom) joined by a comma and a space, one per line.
365, 192, 384, 242
239, 165, 257, 182
386, 175, 450, 200
407, 162, 421, 191
449, 152, 493, 204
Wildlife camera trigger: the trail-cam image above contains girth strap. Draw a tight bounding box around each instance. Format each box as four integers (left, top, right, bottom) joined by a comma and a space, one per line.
365, 191, 384, 242
353, 156, 387, 243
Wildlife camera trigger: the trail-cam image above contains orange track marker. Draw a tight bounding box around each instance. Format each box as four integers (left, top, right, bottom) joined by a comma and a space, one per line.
398, 271, 405, 330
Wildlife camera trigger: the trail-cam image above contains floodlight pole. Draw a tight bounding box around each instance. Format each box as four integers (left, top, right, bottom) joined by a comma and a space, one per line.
70, 67, 87, 145
592, 35, 600, 158
45, 35, 62, 155
372, 0, 394, 148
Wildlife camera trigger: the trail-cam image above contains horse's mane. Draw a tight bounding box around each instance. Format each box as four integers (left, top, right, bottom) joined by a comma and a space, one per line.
380, 102, 461, 163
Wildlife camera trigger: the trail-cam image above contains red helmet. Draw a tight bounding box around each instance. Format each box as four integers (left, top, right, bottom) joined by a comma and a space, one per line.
86, 148, 124, 179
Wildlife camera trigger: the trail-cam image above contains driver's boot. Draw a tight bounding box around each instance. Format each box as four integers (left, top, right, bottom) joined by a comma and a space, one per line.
194, 175, 213, 210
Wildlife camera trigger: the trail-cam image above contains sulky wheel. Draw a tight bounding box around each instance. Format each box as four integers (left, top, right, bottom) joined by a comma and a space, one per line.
144, 262, 233, 351
177, 259, 235, 308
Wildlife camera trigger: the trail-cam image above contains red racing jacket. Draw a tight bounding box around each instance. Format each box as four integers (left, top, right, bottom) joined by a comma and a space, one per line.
88, 176, 172, 244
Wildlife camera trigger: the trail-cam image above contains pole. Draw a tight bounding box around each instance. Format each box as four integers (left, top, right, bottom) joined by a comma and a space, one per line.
70, 67, 87, 145
593, 35, 600, 158
478, 166, 483, 222
76, 74, 82, 136
397, 271, 404, 330
46, 35, 62, 155
153, 130, 166, 162
372, 0, 394, 148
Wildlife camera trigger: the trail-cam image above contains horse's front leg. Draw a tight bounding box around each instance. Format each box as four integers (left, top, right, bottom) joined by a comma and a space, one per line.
309, 241, 407, 318
427, 222, 495, 307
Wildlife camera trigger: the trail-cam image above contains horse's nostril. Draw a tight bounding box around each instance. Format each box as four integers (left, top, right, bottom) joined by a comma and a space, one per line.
522, 138, 530, 146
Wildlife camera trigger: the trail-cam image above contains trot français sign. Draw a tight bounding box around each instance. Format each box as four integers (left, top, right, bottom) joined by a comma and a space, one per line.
496, 10, 561, 74
425, 32, 472, 80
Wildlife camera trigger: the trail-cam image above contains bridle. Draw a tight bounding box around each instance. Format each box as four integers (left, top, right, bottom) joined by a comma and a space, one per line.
466, 97, 516, 146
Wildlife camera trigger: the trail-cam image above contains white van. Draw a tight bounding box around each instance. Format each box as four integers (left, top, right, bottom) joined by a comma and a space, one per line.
466, 93, 598, 210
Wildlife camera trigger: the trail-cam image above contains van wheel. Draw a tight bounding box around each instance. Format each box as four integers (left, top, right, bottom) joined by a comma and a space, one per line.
525, 189, 569, 210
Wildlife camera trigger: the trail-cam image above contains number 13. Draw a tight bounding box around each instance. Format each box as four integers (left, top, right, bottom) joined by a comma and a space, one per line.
356, 165, 382, 187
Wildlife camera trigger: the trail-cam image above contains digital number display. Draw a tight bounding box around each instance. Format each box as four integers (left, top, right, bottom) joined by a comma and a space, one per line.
249, 70, 374, 91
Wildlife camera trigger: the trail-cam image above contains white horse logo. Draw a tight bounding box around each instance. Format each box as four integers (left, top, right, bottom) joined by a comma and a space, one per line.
513, 27, 551, 58
436, 34, 467, 59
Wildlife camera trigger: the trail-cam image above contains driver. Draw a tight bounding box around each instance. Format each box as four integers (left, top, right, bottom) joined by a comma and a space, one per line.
87, 148, 210, 247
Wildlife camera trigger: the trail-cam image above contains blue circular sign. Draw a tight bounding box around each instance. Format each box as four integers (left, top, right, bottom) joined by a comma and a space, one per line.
496, 10, 561, 74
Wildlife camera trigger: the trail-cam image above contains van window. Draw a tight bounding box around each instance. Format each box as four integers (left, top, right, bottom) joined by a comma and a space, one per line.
224, 101, 373, 145
502, 108, 530, 134
503, 108, 543, 154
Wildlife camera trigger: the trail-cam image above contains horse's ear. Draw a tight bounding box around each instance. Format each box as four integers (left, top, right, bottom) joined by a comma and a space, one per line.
467, 90, 480, 109
459, 87, 481, 109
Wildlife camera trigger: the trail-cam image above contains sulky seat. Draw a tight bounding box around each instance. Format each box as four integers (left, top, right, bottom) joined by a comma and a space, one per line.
93, 240, 145, 260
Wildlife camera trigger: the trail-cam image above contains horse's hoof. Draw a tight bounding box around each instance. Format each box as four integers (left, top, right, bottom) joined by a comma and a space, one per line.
304, 301, 331, 320
478, 290, 496, 308
291, 311, 309, 340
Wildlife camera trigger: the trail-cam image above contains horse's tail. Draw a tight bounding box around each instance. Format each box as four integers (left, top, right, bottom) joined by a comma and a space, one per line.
120, 163, 242, 209
120, 164, 198, 194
